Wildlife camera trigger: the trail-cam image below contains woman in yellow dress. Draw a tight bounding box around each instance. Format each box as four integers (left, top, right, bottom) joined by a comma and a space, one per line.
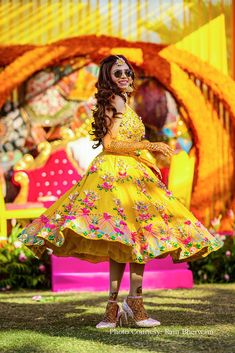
17, 55, 224, 329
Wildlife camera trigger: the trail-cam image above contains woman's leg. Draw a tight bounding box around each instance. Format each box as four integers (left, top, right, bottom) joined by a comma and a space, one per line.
129, 262, 145, 296
109, 258, 126, 300
124, 262, 161, 326
126, 262, 149, 321
96, 259, 126, 327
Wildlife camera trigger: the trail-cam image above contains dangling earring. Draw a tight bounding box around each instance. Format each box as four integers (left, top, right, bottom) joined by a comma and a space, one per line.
125, 85, 133, 93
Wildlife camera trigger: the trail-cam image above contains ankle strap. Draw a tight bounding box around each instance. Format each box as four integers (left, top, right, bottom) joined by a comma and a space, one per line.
127, 295, 143, 299
108, 299, 118, 303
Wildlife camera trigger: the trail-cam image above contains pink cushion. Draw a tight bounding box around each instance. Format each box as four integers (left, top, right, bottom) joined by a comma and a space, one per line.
16, 149, 82, 203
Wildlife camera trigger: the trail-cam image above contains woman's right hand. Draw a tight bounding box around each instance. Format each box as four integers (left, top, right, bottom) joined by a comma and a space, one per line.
110, 94, 126, 114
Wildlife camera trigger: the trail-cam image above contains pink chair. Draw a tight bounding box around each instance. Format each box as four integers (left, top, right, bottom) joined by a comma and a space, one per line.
13, 147, 83, 208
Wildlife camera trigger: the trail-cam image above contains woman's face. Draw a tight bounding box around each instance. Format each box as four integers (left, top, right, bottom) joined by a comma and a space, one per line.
110, 61, 133, 91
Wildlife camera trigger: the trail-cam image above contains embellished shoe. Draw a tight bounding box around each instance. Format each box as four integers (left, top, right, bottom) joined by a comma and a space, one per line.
122, 295, 161, 327
96, 299, 123, 328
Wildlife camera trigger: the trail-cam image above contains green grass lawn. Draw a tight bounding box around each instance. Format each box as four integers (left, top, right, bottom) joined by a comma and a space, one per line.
0, 284, 234, 353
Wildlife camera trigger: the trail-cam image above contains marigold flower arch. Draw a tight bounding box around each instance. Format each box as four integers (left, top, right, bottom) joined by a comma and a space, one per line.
0, 35, 234, 224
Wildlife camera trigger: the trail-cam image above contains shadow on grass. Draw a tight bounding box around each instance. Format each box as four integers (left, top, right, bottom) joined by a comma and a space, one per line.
2, 345, 45, 353
0, 285, 234, 353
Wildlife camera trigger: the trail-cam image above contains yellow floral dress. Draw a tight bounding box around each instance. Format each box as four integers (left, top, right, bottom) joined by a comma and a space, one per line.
17, 105, 224, 263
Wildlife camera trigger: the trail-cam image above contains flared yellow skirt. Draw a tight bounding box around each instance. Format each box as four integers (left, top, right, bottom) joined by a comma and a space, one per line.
17, 151, 224, 264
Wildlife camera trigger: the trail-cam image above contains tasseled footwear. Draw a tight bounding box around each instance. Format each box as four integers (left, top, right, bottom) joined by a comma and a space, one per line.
96, 299, 124, 328
122, 295, 161, 327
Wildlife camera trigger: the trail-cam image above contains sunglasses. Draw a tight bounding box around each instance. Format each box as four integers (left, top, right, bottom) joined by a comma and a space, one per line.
113, 69, 133, 78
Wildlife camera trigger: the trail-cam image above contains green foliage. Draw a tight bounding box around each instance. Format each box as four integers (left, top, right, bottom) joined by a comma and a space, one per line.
0, 224, 51, 291
189, 234, 235, 283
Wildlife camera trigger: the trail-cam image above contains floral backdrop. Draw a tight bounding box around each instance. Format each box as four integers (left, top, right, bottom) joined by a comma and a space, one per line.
1, 35, 235, 226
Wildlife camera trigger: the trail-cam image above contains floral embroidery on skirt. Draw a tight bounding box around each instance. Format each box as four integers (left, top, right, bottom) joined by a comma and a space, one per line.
17, 152, 224, 264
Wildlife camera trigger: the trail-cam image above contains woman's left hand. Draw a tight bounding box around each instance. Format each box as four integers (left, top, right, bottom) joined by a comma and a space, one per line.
144, 141, 174, 157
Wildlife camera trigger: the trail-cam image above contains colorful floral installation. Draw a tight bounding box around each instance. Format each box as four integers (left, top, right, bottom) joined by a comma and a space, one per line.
0, 35, 234, 225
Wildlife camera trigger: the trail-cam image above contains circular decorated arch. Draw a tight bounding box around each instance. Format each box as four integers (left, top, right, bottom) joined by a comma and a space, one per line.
0, 35, 235, 225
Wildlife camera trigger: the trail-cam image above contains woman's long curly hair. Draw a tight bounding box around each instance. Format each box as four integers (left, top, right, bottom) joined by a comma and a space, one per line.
90, 55, 135, 149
